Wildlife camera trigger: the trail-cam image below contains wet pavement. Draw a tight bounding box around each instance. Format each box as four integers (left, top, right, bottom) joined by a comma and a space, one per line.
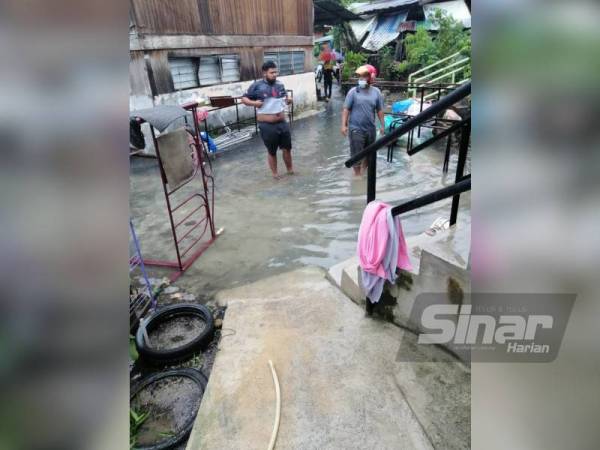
130, 85, 470, 301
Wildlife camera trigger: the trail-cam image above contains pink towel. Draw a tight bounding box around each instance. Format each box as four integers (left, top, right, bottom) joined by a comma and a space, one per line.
357, 201, 412, 278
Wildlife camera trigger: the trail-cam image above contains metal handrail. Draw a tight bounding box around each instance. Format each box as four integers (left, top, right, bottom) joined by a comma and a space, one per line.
351, 83, 471, 317
413, 58, 470, 83
408, 118, 469, 156
408, 51, 463, 80
391, 177, 471, 217
344, 82, 471, 168
408, 51, 468, 97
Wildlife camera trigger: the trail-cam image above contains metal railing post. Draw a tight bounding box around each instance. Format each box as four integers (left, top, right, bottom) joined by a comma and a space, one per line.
443, 132, 452, 173
345, 83, 470, 168
418, 86, 425, 138
450, 120, 470, 225
367, 151, 377, 203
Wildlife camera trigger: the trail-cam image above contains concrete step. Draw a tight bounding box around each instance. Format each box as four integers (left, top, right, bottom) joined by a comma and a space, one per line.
328, 224, 471, 361
326, 255, 362, 305
405, 223, 470, 275
187, 267, 469, 450
329, 223, 469, 303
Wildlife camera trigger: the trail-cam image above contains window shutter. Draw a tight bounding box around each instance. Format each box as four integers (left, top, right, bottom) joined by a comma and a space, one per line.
264, 52, 279, 68
199, 56, 221, 86
220, 55, 240, 83
168, 58, 199, 90
278, 52, 293, 76
292, 51, 305, 74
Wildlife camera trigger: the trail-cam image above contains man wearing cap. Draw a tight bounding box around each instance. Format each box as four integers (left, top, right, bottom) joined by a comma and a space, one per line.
341, 65, 385, 176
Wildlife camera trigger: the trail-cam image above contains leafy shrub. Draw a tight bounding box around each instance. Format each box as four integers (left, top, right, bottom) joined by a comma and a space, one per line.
402, 10, 471, 81
342, 50, 367, 81
361, 10, 472, 82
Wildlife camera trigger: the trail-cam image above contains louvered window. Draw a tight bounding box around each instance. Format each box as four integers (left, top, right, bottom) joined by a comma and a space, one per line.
169, 57, 199, 90
263, 51, 305, 76
168, 55, 241, 90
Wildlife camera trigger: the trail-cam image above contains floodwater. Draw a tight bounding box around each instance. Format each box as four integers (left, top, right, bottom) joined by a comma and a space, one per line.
130, 86, 470, 300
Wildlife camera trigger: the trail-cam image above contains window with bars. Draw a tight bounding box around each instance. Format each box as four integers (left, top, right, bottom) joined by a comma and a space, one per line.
263, 51, 305, 76
168, 55, 241, 90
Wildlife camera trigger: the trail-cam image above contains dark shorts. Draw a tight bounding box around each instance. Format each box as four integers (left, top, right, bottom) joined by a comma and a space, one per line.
349, 128, 376, 166
258, 121, 292, 156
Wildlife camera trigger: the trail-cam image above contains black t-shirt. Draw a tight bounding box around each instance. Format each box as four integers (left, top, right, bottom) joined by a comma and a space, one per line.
243, 79, 286, 101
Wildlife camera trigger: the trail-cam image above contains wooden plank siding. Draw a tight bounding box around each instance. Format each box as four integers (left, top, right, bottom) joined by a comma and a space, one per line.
131, 0, 202, 34
146, 50, 175, 95
129, 51, 153, 97
129, 0, 314, 96
131, 0, 313, 36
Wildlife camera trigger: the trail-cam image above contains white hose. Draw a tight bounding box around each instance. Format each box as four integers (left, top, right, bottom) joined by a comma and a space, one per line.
267, 360, 281, 450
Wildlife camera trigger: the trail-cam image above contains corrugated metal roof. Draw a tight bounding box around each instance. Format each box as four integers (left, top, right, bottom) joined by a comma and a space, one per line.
314, 35, 334, 44
348, 15, 376, 42
351, 0, 418, 15
362, 12, 407, 51
314, 0, 361, 26
423, 0, 471, 28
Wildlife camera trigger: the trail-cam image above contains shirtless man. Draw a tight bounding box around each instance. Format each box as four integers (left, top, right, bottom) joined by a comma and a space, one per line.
242, 61, 293, 179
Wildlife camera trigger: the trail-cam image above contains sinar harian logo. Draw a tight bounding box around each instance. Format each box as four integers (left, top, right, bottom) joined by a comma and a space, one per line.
418, 304, 553, 353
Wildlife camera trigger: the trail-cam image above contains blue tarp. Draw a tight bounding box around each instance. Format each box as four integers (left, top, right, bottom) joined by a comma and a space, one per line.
200, 132, 218, 153
392, 99, 414, 114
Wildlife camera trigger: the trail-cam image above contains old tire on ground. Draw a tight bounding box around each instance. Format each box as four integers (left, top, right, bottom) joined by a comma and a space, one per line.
130, 368, 207, 450
136, 303, 215, 364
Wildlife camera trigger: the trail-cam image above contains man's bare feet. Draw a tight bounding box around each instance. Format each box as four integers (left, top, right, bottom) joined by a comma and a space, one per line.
272, 173, 281, 180
287, 170, 296, 176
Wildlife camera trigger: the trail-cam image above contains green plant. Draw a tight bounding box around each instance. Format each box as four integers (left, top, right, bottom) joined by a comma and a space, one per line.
342, 50, 367, 81
404, 28, 437, 69
158, 431, 176, 438
129, 334, 139, 362
401, 10, 471, 81
130, 408, 150, 449
332, 25, 343, 50
378, 46, 394, 80
313, 43, 321, 57
430, 9, 471, 61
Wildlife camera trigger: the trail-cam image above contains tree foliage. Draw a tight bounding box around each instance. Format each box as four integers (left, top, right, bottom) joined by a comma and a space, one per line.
400, 10, 471, 79
341, 51, 367, 81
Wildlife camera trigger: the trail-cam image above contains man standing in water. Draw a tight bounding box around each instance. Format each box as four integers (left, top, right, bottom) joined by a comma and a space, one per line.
242, 61, 293, 179
341, 65, 385, 176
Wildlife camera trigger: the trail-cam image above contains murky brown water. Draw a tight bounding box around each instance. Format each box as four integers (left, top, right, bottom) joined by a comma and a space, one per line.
130, 87, 470, 297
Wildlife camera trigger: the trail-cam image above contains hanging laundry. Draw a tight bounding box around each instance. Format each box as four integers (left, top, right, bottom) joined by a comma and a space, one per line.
357, 201, 411, 303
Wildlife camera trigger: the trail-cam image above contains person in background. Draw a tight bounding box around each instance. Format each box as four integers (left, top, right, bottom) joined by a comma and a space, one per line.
333, 48, 343, 85
320, 43, 334, 101
340, 65, 385, 176
242, 61, 294, 179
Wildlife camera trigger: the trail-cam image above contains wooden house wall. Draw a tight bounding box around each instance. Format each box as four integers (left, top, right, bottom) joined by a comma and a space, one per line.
131, 0, 313, 36
129, 0, 315, 96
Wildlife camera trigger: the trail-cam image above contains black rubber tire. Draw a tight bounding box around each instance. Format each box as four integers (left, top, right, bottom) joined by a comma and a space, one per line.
136, 304, 215, 365
130, 368, 207, 450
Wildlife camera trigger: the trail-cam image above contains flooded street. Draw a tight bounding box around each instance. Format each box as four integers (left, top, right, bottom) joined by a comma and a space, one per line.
130, 86, 470, 299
